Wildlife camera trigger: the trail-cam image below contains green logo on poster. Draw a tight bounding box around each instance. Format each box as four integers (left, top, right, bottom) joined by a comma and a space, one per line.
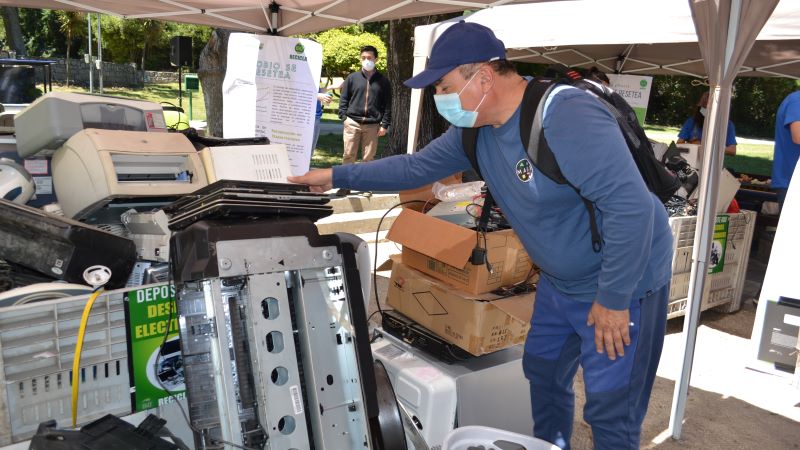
295, 43, 305, 53
640, 79, 648, 88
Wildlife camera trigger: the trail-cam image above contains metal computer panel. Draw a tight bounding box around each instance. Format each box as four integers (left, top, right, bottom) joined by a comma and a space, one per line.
171, 218, 379, 450
289, 265, 373, 449
176, 279, 269, 449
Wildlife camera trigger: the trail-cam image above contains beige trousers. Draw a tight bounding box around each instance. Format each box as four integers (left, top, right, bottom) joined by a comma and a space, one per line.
342, 117, 379, 165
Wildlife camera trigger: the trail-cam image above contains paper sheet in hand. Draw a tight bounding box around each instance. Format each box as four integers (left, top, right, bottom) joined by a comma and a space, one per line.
200, 144, 293, 184
223, 34, 322, 176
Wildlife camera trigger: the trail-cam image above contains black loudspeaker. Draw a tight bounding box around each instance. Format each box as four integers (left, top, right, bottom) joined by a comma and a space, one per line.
170, 36, 192, 67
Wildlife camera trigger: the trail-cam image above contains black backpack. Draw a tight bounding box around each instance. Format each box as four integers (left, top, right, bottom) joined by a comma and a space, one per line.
463, 76, 680, 252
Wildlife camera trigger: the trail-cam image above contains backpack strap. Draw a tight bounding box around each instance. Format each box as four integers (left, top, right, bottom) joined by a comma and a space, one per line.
521, 79, 566, 184
522, 79, 603, 252
462, 127, 482, 180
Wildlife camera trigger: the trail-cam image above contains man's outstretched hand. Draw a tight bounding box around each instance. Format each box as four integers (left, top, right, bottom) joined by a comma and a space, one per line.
287, 168, 334, 193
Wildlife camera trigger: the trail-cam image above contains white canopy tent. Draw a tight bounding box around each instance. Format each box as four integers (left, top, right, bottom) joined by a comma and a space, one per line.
408, 0, 786, 439
407, 0, 800, 154
0, 0, 554, 36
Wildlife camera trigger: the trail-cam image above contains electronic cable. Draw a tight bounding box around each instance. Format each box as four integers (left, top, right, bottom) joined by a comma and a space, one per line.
71, 286, 105, 428
369, 200, 426, 324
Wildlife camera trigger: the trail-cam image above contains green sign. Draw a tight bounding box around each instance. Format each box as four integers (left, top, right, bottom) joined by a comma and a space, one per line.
125, 284, 185, 412
708, 215, 729, 274
184, 73, 199, 90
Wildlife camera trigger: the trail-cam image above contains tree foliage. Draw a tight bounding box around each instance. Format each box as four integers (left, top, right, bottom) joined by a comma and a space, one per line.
2, 8, 211, 70
99, 16, 210, 70
315, 28, 387, 79
647, 75, 798, 138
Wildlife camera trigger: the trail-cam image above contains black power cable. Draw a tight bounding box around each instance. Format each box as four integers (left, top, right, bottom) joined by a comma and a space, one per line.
368, 200, 427, 324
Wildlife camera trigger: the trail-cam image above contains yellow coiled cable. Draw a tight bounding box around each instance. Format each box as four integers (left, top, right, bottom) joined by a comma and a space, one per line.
71, 288, 104, 428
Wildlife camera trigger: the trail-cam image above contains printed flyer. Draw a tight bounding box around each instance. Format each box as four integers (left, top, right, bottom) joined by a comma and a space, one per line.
125, 284, 185, 412
223, 33, 323, 176
608, 74, 653, 126
708, 215, 729, 274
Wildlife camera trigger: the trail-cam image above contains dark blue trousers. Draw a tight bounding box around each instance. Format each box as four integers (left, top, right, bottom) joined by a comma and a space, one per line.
522, 276, 668, 450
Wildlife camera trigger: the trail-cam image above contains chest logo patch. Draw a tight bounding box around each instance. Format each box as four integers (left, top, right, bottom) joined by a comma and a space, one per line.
516, 158, 533, 182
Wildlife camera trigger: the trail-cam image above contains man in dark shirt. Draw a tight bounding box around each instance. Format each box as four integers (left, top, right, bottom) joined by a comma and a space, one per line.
338, 45, 392, 166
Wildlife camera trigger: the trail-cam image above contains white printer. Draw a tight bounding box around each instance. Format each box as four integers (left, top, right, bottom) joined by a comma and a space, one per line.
52, 129, 207, 220
14, 92, 168, 158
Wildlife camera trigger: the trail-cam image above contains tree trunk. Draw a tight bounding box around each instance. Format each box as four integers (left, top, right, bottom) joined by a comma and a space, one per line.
1, 7, 26, 56
198, 29, 231, 137
384, 15, 457, 156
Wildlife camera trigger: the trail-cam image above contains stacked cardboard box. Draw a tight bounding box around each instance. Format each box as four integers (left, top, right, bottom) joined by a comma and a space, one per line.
385, 208, 537, 355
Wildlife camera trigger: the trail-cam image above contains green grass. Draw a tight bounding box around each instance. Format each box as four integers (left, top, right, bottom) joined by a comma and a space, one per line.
51, 82, 207, 121
321, 95, 340, 121
311, 132, 345, 167
723, 143, 774, 176
311, 123, 389, 168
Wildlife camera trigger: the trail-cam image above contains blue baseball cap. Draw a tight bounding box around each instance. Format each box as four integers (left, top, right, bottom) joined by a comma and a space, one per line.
404, 21, 506, 89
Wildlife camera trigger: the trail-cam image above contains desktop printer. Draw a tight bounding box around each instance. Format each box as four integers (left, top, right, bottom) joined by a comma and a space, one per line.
52, 129, 208, 221
14, 92, 168, 158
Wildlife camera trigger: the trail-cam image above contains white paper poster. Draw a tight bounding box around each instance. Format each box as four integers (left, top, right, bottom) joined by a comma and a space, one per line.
608, 74, 653, 126
223, 34, 322, 176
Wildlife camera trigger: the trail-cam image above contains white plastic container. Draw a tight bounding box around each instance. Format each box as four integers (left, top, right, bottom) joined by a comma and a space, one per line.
442, 426, 559, 450
371, 335, 458, 450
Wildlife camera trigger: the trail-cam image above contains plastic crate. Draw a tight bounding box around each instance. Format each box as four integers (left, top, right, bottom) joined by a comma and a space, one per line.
442, 426, 559, 450
666, 210, 756, 319
0, 286, 139, 445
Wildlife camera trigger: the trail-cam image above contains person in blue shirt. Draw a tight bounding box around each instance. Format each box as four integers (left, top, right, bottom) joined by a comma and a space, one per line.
772, 90, 800, 211
677, 91, 737, 156
289, 22, 672, 450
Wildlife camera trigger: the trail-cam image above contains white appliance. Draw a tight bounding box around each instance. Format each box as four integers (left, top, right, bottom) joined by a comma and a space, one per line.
199, 144, 293, 184
14, 92, 167, 158
371, 330, 533, 450
51, 129, 207, 220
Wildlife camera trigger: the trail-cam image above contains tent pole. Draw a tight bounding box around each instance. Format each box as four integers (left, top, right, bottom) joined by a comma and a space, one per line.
97, 14, 103, 93
87, 13, 93, 93
406, 55, 427, 154
670, 0, 742, 439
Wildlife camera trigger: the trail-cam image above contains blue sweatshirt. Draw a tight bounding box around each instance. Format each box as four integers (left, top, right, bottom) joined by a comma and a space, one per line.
334, 86, 673, 310
772, 90, 800, 189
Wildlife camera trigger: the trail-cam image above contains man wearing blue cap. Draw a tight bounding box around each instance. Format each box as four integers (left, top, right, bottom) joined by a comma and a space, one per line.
289, 21, 672, 450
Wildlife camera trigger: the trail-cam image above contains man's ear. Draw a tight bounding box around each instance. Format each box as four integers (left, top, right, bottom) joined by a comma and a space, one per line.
479, 66, 495, 92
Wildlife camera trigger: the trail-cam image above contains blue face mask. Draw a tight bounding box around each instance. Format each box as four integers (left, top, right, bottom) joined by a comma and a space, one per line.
433, 70, 487, 128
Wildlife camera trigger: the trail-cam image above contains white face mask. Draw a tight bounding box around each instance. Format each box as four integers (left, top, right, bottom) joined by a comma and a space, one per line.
362, 59, 376, 71
699, 106, 708, 117
433, 69, 487, 128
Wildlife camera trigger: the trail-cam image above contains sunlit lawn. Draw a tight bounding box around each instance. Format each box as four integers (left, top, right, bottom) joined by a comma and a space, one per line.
52, 82, 207, 121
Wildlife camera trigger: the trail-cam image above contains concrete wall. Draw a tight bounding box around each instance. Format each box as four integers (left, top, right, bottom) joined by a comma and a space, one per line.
22, 57, 182, 88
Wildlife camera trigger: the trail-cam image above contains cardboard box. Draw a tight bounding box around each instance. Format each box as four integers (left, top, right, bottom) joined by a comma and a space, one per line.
386, 208, 533, 294
387, 259, 535, 355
